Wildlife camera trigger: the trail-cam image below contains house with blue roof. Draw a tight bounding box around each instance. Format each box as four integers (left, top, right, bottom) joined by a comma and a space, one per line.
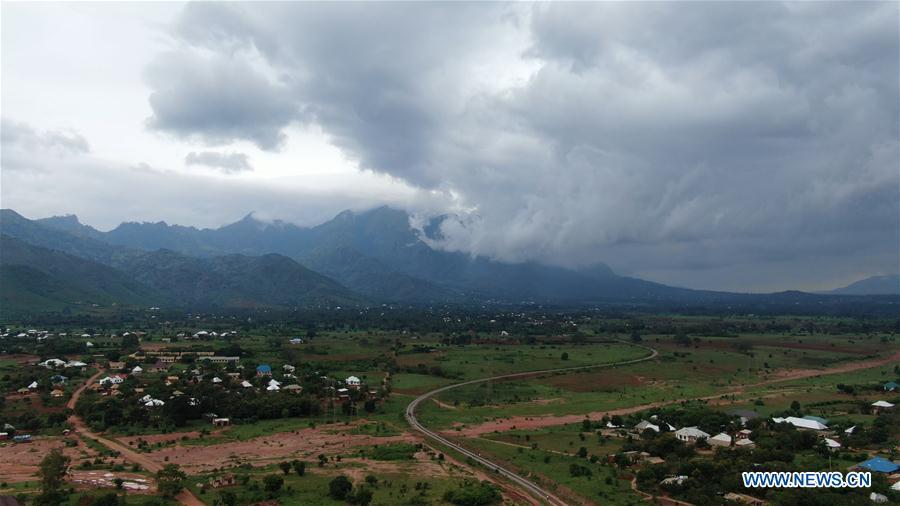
256, 364, 272, 377
884, 381, 899, 392
855, 457, 900, 474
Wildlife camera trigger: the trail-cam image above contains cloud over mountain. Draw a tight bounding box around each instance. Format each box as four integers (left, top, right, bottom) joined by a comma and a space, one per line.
3, 2, 897, 291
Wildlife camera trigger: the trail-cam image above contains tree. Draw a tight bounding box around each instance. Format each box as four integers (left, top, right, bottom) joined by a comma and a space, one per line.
561, 352, 569, 361
349, 487, 373, 506
218, 490, 237, 506
292, 460, 306, 476
34, 448, 70, 506
263, 474, 284, 495
156, 464, 187, 498
278, 461, 291, 475
329, 475, 353, 500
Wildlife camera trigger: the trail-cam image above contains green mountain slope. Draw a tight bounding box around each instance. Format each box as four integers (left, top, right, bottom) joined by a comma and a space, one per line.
0, 235, 163, 314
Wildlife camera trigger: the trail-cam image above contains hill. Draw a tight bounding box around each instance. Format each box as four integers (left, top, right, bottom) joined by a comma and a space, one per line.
0, 235, 163, 314
826, 275, 900, 296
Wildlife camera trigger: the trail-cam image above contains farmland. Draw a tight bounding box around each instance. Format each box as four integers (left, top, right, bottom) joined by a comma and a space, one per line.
0, 311, 897, 505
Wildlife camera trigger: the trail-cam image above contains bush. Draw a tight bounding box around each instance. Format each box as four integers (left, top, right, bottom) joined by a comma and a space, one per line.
329, 475, 353, 500
443, 480, 502, 506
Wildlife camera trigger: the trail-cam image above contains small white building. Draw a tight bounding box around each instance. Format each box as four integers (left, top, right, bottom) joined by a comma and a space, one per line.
635, 420, 660, 433
240, 380, 253, 388
345, 376, 361, 388
708, 432, 732, 447
131, 366, 143, 375
772, 416, 827, 431
40, 358, 67, 368
871, 400, 894, 413
823, 438, 841, 451
675, 426, 710, 444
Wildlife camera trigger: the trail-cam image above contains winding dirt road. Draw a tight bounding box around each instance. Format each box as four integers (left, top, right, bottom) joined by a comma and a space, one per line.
67, 370, 205, 506
405, 341, 659, 506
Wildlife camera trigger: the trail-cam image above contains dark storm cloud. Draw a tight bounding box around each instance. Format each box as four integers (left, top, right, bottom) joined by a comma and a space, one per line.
185, 150, 253, 174
145, 51, 296, 150
142, 2, 899, 290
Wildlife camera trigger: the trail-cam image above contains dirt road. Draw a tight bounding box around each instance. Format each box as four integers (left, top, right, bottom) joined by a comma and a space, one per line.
67, 370, 205, 506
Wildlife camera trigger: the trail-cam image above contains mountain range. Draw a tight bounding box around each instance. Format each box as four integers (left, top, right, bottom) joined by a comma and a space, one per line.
825, 275, 900, 296
1, 207, 897, 315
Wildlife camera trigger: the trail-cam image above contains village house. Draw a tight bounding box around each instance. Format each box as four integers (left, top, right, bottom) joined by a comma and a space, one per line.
256, 364, 273, 377
871, 400, 894, 414
675, 426, 710, 444
771, 416, 827, 431
212, 417, 231, 427
708, 432, 732, 447
723, 492, 766, 505
854, 456, 900, 475
735, 438, 756, 449
634, 420, 660, 433
345, 375, 361, 388
199, 356, 240, 365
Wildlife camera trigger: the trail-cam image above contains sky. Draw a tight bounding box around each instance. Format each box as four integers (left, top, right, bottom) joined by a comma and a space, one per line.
2, 2, 898, 293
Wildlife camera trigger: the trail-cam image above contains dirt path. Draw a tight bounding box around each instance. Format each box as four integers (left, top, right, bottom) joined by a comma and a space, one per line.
67, 369, 205, 506
451, 347, 900, 436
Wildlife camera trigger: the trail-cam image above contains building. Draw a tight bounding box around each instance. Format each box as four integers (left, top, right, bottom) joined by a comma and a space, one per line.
634, 420, 660, 433
199, 356, 240, 364
735, 438, 755, 449
212, 418, 231, 427
871, 400, 895, 413
855, 457, 900, 474
256, 364, 272, 377
802, 415, 828, 426
823, 438, 841, 451
723, 492, 765, 505
771, 416, 827, 431
674, 426, 710, 444
708, 432, 732, 447
883, 381, 898, 392
131, 366, 143, 375
346, 376, 361, 388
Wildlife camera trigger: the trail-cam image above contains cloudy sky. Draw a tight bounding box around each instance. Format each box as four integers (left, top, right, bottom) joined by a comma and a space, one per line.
2, 2, 898, 292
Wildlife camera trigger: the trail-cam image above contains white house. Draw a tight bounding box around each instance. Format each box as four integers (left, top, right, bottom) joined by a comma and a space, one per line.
346, 376, 361, 388
708, 433, 732, 447
772, 416, 827, 431
40, 358, 67, 368
635, 420, 660, 433
240, 380, 253, 388
823, 438, 841, 451
735, 438, 755, 449
674, 427, 710, 443
27, 381, 39, 390
212, 377, 223, 384
871, 400, 894, 413
266, 384, 280, 391
131, 366, 143, 375
66, 360, 88, 368
844, 425, 857, 435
